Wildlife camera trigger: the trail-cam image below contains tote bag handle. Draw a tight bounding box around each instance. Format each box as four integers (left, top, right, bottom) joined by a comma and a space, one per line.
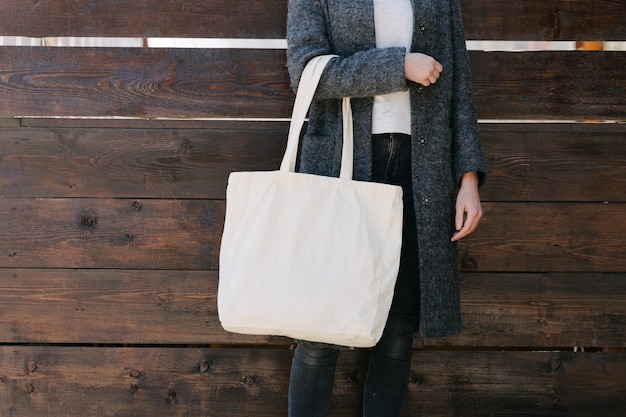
280, 55, 353, 180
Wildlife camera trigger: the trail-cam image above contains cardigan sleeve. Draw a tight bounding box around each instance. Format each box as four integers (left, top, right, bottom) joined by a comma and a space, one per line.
448, 0, 487, 187
286, 0, 409, 99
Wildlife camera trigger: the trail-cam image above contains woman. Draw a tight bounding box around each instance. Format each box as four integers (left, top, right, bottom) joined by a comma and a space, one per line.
286, 0, 486, 415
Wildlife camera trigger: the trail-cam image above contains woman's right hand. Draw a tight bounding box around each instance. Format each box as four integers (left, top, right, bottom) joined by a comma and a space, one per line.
404, 52, 443, 86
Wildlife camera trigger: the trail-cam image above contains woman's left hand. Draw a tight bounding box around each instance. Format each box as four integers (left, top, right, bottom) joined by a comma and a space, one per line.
451, 171, 482, 242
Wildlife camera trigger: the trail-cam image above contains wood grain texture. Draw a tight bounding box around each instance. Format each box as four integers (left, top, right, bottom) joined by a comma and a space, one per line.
461, 0, 626, 41
404, 350, 626, 417
2, 122, 624, 201
1, 270, 625, 347
0, 346, 294, 417
0, 0, 288, 39
431, 273, 626, 348
0, 125, 287, 199
1, 346, 625, 417
0, 47, 291, 119
0, 48, 624, 120
459, 202, 626, 273
0, 198, 223, 270
0, 269, 284, 345
470, 51, 626, 121
479, 123, 626, 203
0, 199, 623, 272
0, 0, 624, 41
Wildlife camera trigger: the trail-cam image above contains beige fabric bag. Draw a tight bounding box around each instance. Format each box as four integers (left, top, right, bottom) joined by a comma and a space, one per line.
218, 55, 403, 347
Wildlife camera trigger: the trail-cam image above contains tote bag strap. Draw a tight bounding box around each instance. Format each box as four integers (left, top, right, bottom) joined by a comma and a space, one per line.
280, 55, 353, 180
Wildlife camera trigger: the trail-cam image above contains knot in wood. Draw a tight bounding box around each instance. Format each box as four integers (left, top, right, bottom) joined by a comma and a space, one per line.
241, 375, 258, 386
129, 384, 139, 394
78, 210, 98, 229
199, 360, 210, 375
461, 253, 478, 271
409, 374, 422, 384
550, 357, 562, 372
25, 383, 35, 393
167, 389, 177, 402
129, 369, 142, 379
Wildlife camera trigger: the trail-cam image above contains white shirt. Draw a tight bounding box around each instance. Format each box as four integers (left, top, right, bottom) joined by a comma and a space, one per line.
372, 0, 413, 135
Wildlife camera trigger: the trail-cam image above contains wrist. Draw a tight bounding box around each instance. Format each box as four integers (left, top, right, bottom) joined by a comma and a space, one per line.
461, 171, 479, 186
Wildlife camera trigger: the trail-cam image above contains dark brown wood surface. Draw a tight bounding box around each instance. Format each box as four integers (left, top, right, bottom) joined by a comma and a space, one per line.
460, 202, 626, 273
0, 47, 291, 119
0, 269, 264, 345
0, 0, 289, 39
2, 123, 625, 201
0, 1, 625, 415
0, 198, 623, 272
461, 0, 626, 41
0, 48, 624, 120
403, 350, 626, 417
0, 198, 223, 270
0, 124, 287, 199
434, 272, 626, 348
470, 51, 626, 121
0, 0, 624, 41
1, 269, 625, 347
480, 123, 626, 203
1, 346, 625, 417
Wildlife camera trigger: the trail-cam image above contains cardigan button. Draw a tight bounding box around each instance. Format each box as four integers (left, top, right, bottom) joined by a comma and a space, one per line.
418, 136, 426, 145
417, 85, 425, 93
422, 196, 431, 206
419, 24, 427, 33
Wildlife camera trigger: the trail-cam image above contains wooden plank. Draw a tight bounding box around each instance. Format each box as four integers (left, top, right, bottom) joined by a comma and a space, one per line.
0, 117, 19, 127
1, 269, 625, 347
0, 199, 624, 272
459, 202, 626, 273
404, 350, 626, 417
480, 123, 626, 203
0, 47, 291, 119
471, 51, 626, 121
2, 122, 625, 202
0, 0, 288, 39
0, 269, 285, 345
0, 0, 624, 41
461, 0, 626, 41
0, 198, 223, 270
1, 346, 625, 416
1, 47, 624, 120
0, 346, 293, 417
432, 273, 626, 348
0, 125, 287, 199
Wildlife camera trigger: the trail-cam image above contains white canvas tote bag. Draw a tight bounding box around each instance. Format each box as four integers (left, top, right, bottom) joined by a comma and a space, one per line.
218, 55, 403, 348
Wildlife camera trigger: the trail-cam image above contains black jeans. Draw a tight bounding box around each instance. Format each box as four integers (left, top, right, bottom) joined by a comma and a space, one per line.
288, 133, 420, 417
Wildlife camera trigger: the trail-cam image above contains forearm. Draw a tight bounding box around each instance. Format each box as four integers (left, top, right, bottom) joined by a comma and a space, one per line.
287, 0, 408, 99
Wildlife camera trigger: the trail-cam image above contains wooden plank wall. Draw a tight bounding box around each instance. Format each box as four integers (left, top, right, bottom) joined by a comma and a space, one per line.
0, 1, 625, 415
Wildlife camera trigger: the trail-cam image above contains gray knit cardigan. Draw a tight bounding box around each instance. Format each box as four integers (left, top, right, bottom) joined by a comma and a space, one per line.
286, 0, 487, 337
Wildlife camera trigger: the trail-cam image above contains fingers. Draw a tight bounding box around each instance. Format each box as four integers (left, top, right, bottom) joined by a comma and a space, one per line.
429, 61, 444, 84
451, 198, 483, 242
420, 61, 443, 86
451, 208, 481, 242
404, 53, 444, 86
